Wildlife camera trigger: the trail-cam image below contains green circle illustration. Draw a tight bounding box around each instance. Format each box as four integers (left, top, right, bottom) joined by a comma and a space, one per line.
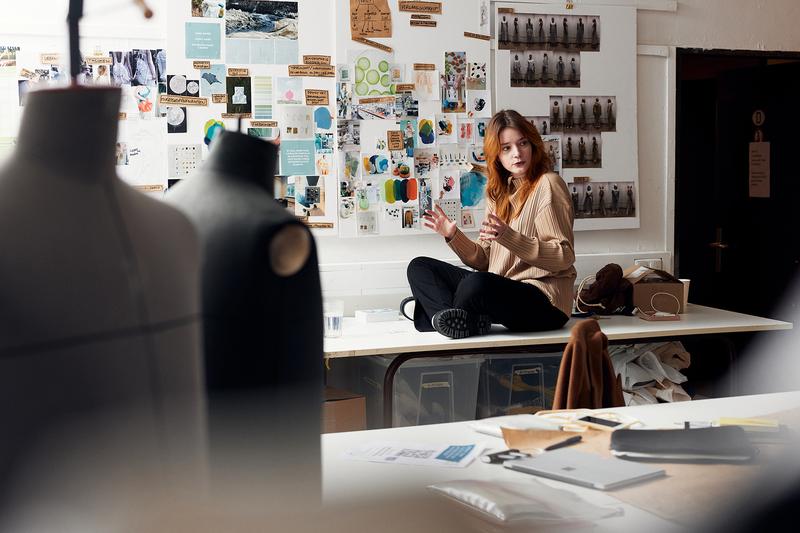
355, 82, 368, 96
368, 89, 382, 95
380, 74, 390, 87
357, 57, 370, 70
378, 60, 389, 72
389, 84, 396, 94
366, 69, 380, 84
355, 67, 365, 83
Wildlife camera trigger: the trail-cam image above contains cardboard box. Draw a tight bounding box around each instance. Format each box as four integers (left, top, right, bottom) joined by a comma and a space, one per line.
323, 386, 366, 433
623, 266, 686, 314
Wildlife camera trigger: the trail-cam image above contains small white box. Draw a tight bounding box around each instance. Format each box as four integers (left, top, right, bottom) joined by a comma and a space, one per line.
355, 308, 400, 323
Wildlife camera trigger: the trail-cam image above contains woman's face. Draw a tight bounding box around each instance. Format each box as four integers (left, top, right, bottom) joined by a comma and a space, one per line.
498, 127, 533, 178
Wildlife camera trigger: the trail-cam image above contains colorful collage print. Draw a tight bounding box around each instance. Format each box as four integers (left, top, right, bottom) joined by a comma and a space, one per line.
336, 49, 492, 237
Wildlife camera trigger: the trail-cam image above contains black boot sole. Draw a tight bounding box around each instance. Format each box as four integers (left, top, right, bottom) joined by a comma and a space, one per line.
433, 309, 491, 339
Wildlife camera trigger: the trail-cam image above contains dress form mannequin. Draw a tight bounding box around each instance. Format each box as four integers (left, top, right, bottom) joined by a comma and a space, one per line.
165, 130, 323, 510
0, 87, 205, 502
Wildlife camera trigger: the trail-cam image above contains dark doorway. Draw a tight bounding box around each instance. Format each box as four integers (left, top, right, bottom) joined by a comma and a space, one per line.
676, 49, 800, 321
676, 49, 800, 395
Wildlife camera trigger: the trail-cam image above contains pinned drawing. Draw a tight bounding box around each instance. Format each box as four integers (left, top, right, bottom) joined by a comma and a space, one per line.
349, 0, 392, 39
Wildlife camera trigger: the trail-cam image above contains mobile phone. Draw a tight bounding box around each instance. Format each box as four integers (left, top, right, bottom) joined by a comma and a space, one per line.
576, 415, 625, 431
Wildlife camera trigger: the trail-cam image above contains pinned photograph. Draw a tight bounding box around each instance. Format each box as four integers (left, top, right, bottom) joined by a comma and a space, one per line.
168, 144, 202, 177
441, 51, 466, 113
248, 126, 278, 140
562, 134, 601, 168
353, 97, 396, 120
416, 117, 436, 147
316, 152, 332, 176
457, 118, 475, 145
418, 177, 433, 214
315, 132, 334, 152
467, 62, 487, 90
337, 63, 352, 82
395, 92, 418, 118
435, 114, 457, 144
466, 90, 491, 118
389, 63, 404, 83
399, 119, 417, 156
439, 144, 468, 169
0, 46, 19, 77
474, 118, 489, 144
357, 210, 379, 235
192, 0, 225, 18
526, 115, 551, 136
459, 170, 487, 210
413, 148, 439, 180
277, 104, 313, 139
390, 151, 413, 179
339, 197, 355, 219
294, 175, 325, 217
402, 206, 419, 229
467, 145, 486, 165
226, 76, 252, 114
340, 151, 360, 197
337, 82, 353, 119
276, 76, 302, 104
413, 69, 438, 101
541, 134, 562, 174
226, 1, 298, 39
337, 120, 361, 150
166, 106, 188, 133
200, 64, 226, 96
497, 13, 600, 52
115, 142, 129, 166
133, 85, 157, 118
549, 96, 564, 132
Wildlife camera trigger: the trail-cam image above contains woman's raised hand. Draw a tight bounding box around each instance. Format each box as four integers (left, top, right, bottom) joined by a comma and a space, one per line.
422, 204, 457, 239
479, 213, 509, 241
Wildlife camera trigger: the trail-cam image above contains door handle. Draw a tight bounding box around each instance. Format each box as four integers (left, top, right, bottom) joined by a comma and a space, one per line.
709, 228, 728, 273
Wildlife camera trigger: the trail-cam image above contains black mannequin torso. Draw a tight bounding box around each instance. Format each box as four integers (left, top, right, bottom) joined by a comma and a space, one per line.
165, 131, 323, 509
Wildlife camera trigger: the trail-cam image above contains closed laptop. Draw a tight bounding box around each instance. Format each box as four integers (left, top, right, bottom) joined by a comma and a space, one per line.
504, 448, 665, 490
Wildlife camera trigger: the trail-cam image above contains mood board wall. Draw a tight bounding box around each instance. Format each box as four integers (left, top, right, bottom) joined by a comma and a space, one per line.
1, 0, 639, 237
494, 1, 639, 231
333, 0, 493, 238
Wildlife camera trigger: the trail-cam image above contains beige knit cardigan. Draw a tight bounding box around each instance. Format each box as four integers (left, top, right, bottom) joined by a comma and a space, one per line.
447, 172, 577, 317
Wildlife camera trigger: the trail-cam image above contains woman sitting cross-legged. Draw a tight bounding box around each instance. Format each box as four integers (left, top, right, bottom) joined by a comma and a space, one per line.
406, 109, 576, 338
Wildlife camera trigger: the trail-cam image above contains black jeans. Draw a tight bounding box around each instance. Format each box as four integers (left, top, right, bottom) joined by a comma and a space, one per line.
407, 256, 569, 333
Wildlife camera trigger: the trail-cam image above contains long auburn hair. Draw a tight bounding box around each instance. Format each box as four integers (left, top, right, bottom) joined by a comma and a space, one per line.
484, 109, 551, 222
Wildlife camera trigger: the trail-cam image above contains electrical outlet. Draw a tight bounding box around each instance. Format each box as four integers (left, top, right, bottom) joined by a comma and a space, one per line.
634, 258, 663, 270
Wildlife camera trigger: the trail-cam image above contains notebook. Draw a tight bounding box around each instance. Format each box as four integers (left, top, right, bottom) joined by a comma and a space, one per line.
504, 448, 665, 490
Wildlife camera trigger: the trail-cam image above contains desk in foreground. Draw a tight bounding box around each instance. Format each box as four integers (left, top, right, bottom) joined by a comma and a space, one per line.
324, 304, 792, 359
322, 392, 800, 531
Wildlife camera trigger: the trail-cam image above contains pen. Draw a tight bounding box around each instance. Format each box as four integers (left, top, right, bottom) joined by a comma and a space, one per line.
544, 435, 582, 451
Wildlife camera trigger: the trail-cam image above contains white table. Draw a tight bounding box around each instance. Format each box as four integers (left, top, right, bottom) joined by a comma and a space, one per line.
325, 304, 792, 427
323, 391, 800, 532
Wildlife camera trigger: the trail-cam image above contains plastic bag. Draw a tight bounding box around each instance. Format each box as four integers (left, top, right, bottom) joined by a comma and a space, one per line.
428, 478, 623, 527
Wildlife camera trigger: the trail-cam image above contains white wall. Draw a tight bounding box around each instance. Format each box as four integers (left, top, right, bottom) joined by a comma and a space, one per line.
318, 0, 800, 311
5, 0, 799, 311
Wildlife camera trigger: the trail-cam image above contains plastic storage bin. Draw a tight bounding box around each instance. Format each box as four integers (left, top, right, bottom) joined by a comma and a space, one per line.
360, 355, 483, 428
477, 353, 562, 418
